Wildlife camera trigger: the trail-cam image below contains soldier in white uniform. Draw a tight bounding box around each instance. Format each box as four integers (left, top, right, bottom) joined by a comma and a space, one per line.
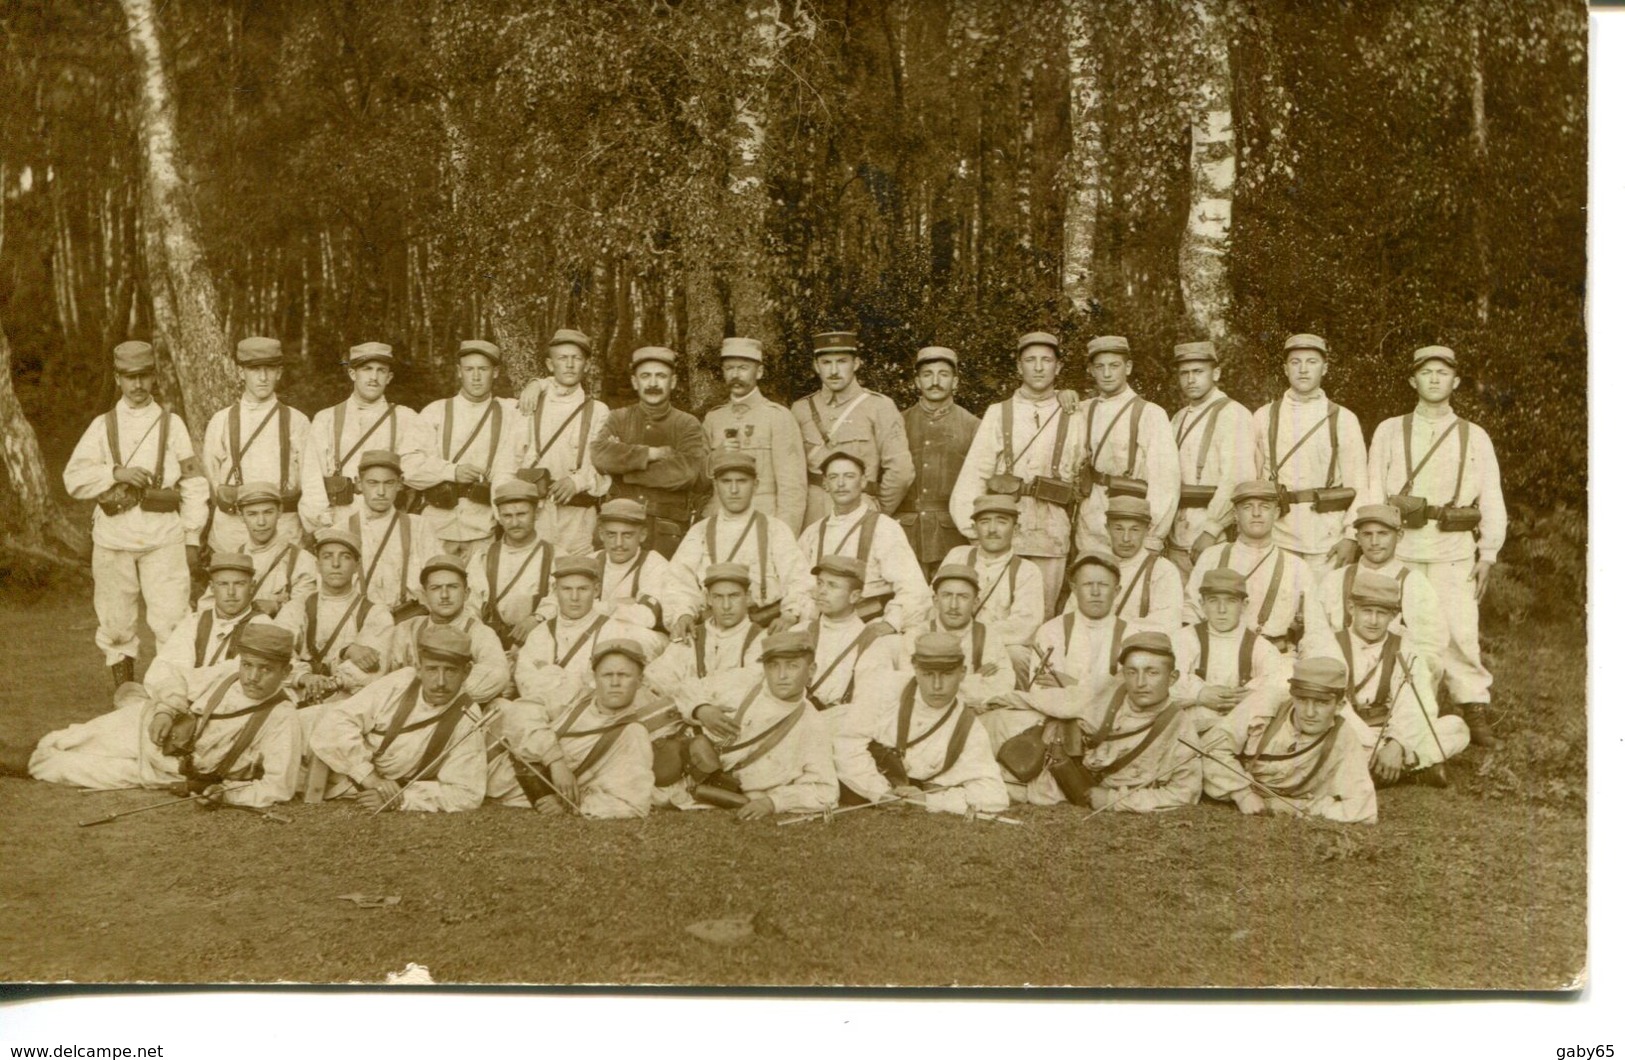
1072, 335, 1180, 558
200, 337, 310, 554
493, 329, 611, 557
513, 555, 635, 704
1184, 480, 1315, 648
950, 331, 1087, 615
308, 625, 487, 812
466, 479, 555, 653
835, 631, 1009, 815
416, 339, 516, 557
1165, 340, 1255, 575
1096, 495, 1183, 634
63, 340, 209, 687
1253, 333, 1366, 580
145, 552, 261, 707
863, 564, 1016, 712
665, 453, 815, 641
344, 450, 435, 617
585, 499, 670, 658
798, 555, 893, 716
797, 451, 931, 634
939, 494, 1047, 652
1171, 568, 1290, 735
646, 563, 768, 705
701, 336, 808, 530
275, 527, 392, 706
1363, 345, 1507, 747
299, 341, 435, 533
196, 482, 317, 618
383, 554, 512, 707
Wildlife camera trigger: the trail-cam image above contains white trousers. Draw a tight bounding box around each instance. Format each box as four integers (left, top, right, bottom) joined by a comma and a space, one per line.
1404, 557, 1493, 703
1021, 555, 1067, 620
539, 504, 598, 557
92, 541, 190, 665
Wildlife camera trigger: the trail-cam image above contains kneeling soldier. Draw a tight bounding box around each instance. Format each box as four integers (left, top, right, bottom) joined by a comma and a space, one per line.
1171, 568, 1290, 734
308, 625, 487, 812
865, 564, 1015, 712
645, 563, 767, 702
835, 631, 1009, 815
29, 623, 301, 809
466, 479, 555, 653
1200, 655, 1377, 823
275, 527, 392, 708
682, 630, 839, 818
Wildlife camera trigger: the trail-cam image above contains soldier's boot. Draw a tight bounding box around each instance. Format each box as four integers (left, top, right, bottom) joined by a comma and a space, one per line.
1411, 763, 1450, 788
1461, 704, 1501, 750
109, 657, 136, 691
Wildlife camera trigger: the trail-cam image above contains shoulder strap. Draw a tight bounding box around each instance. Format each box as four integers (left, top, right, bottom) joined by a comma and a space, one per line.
279, 404, 291, 491
333, 402, 395, 474
804, 394, 831, 446
1325, 404, 1341, 489
106, 408, 120, 465
1124, 398, 1145, 477
1254, 551, 1287, 629
1111, 618, 1125, 675
396, 514, 413, 606
206, 688, 287, 779
1095, 702, 1182, 778
193, 611, 213, 668
400, 694, 472, 784
1194, 398, 1229, 481
971, 622, 986, 671
1050, 406, 1072, 477
914, 704, 977, 783
557, 614, 609, 669
1267, 399, 1281, 480
1449, 419, 1471, 506
1375, 635, 1402, 710
1194, 622, 1210, 680
227, 405, 243, 484
311, 592, 367, 668
756, 513, 769, 601
1239, 629, 1258, 685
1000, 399, 1016, 471
153, 406, 171, 480
1115, 555, 1153, 617
207, 614, 247, 666
855, 511, 880, 566
372, 678, 425, 761
693, 622, 708, 678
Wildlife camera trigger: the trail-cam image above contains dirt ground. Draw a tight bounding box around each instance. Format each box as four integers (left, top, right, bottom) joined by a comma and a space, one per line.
0, 591, 1587, 988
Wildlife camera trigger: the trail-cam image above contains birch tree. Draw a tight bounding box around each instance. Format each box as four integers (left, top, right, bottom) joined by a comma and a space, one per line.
1061, 0, 1103, 315
1178, 0, 1234, 341
120, 0, 235, 440
0, 320, 87, 561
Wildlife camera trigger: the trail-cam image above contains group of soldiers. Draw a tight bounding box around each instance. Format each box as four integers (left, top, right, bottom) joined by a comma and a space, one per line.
15, 325, 1505, 825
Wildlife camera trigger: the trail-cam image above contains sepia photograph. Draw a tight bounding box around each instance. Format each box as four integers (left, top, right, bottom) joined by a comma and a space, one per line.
0, 0, 1589, 995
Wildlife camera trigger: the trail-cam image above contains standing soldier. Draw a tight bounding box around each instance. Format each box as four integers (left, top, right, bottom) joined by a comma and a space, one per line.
416, 340, 515, 558
898, 346, 981, 581
200, 337, 309, 555
495, 329, 610, 557
591, 346, 710, 558
951, 332, 1085, 613
701, 336, 807, 530
1073, 336, 1180, 559
63, 340, 209, 688
1166, 341, 1255, 575
1363, 345, 1506, 747
791, 330, 914, 528
1253, 333, 1366, 581
299, 342, 434, 534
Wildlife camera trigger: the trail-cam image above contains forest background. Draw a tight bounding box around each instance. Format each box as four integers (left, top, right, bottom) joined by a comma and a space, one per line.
0, 0, 1587, 619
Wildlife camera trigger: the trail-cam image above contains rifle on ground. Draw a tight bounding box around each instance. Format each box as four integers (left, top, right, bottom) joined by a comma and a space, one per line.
1176, 737, 1311, 820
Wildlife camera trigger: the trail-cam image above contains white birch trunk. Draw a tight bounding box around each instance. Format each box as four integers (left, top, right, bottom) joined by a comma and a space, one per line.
1061, 0, 1103, 314
1178, 0, 1234, 341
0, 319, 89, 558
1469, 20, 1491, 325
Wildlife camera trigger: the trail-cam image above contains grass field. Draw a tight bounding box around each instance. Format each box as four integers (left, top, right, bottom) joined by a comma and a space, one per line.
0, 590, 1587, 988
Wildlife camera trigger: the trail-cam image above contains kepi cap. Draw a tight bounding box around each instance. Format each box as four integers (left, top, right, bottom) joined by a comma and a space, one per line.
457, 339, 501, 365
208, 552, 255, 576
597, 498, 646, 526
553, 555, 602, 583
113, 341, 156, 375
720, 337, 764, 364
237, 622, 295, 665
548, 328, 592, 352
592, 638, 647, 669
357, 449, 401, 475
1283, 333, 1328, 355
1086, 335, 1130, 359
703, 562, 753, 589
1290, 656, 1347, 699
1117, 630, 1175, 665
347, 341, 394, 366
1068, 549, 1120, 580
235, 481, 282, 509
819, 449, 866, 476
1198, 568, 1249, 598
492, 479, 540, 506
313, 527, 362, 558
971, 494, 1020, 519
1104, 495, 1153, 524
629, 346, 677, 370
914, 346, 959, 369
931, 563, 979, 591
760, 630, 815, 660
1172, 341, 1218, 364
812, 554, 866, 585
711, 453, 758, 479
418, 625, 474, 665
1348, 570, 1402, 612
420, 553, 468, 585
235, 337, 284, 367
1353, 504, 1402, 531
1231, 479, 1279, 504
812, 331, 859, 355
912, 630, 966, 666
1411, 345, 1458, 371
1017, 332, 1061, 355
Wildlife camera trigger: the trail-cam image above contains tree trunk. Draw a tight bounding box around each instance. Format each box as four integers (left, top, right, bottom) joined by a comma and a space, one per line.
1178, 0, 1235, 341
1061, 0, 1103, 316
0, 318, 89, 560
121, 0, 235, 442
1469, 18, 1491, 326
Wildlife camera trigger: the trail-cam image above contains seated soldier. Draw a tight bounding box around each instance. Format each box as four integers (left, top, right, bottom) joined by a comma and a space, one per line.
584, 498, 670, 658
1074, 495, 1183, 634
1171, 568, 1290, 734
797, 451, 931, 633
466, 479, 555, 653
308, 625, 487, 812
384, 554, 511, 706
513, 555, 639, 706
1200, 655, 1377, 823
665, 454, 815, 640
835, 631, 1009, 815
1305, 570, 1465, 786
865, 564, 1014, 712
497, 639, 658, 819
29, 623, 302, 809
1305, 503, 1448, 678
275, 527, 392, 709
646, 563, 767, 701
145, 552, 262, 706
1062, 631, 1202, 813
347, 449, 436, 619
680, 630, 839, 819
1025, 552, 1138, 700
799, 555, 894, 716
1183, 479, 1313, 647
939, 494, 1047, 652
197, 481, 316, 618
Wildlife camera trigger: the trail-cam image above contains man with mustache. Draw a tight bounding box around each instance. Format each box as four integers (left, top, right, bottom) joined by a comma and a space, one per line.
63, 340, 210, 689
897, 346, 982, 581
790, 330, 914, 528
700, 336, 807, 530
200, 337, 310, 554
591, 346, 710, 558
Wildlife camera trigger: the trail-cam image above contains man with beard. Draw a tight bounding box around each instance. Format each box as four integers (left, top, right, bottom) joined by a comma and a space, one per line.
309, 625, 487, 812
63, 340, 210, 688
145, 553, 263, 706
791, 330, 914, 528
300, 342, 435, 533
1165, 340, 1255, 576
591, 346, 710, 558
195, 482, 317, 619
898, 346, 982, 580
417, 339, 515, 557
951, 332, 1087, 614
200, 337, 310, 554
700, 336, 807, 530
496, 329, 611, 556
